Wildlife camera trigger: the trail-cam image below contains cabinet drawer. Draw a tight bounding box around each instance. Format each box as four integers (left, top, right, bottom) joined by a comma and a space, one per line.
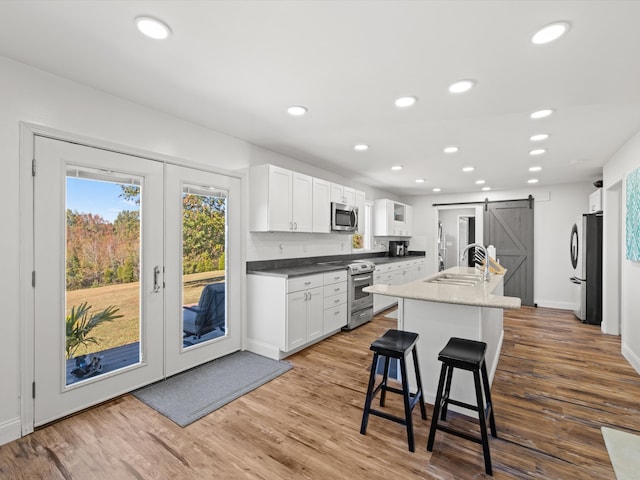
376, 263, 394, 272
287, 274, 324, 293
382, 273, 394, 283
323, 270, 347, 284
323, 282, 347, 297
323, 292, 347, 309
323, 303, 347, 332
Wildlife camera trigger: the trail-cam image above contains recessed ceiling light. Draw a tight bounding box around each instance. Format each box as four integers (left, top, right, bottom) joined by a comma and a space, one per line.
433, 188, 441, 192
462, 166, 475, 172
532, 21, 570, 45
287, 105, 308, 116
530, 109, 553, 119
528, 178, 539, 184
391, 165, 403, 171
482, 186, 491, 191
444, 146, 459, 154
354, 144, 369, 151
530, 149, 546, 156
529, 166, 542, 172
395, 96, 417, 108
475, 179, 486, 185
530, 133, 549, 142
135, 16, 172, 40
448, 79, 476, 94
416, 178, 426, 183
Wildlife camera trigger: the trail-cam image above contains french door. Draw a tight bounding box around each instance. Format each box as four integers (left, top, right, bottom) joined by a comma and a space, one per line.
164, 164, 241, 376
33, 136, 240, 426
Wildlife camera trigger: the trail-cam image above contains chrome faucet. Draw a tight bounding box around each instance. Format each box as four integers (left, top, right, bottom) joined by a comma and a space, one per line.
460, 243, 490, 282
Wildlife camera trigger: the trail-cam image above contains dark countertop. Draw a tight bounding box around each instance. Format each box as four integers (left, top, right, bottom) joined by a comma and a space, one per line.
247, 263, 348, 278
246, 252, 426, 278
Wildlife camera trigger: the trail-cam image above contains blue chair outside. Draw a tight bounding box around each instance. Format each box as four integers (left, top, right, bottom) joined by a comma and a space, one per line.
183, 282, 225, 339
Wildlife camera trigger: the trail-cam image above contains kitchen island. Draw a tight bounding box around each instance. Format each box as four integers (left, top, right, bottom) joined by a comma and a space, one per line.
364, 266, 521, 415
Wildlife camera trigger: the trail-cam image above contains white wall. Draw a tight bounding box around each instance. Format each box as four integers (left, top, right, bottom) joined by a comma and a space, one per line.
603, 129, 640, 374
0, 56, 399, 446
0, 56, 253, 445
402, 182, 595, 309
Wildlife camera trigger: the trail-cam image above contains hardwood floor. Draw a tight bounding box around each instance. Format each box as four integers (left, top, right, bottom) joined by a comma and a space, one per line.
1, 306, 638, 479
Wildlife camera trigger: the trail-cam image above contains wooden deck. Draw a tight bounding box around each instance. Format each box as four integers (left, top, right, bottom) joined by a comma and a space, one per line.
66, 342, 140, 385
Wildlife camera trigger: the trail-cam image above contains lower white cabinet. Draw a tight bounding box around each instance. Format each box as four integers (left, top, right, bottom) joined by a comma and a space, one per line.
286, 285, 323, 351
247, 270, 347, 359
372, 258, 427, 314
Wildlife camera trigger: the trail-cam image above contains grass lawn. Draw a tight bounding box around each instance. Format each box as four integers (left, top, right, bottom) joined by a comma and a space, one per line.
66, 270, 224, 356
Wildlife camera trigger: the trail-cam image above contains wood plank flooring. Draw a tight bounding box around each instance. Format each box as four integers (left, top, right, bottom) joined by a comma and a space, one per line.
2, 306, 639, 479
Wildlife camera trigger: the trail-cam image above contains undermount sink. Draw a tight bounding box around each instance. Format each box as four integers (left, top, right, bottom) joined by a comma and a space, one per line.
425, 272, 483, 286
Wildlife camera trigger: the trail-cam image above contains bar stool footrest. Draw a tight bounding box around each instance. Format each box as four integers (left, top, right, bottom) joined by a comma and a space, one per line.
368, 408, 408, 426
446, 398, 480, 412
436, 424, 483, 445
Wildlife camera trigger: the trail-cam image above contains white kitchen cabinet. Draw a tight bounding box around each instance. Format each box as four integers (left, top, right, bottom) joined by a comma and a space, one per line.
404, 205, 413, 237
247, 270, 347, 359
589, 189, 602, 213
373, 264, 397, 313
331, 183, 356, 205
322, 270, 348, 333
249, 164, 312, 232
373, 199, 413, 237
355, 190, 366, 235
371, 258, 426, 313
312, 177, 331, 233
287, 285, 323, 350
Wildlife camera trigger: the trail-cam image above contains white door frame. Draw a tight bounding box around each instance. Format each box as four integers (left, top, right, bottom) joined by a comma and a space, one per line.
18, 122, 246, 435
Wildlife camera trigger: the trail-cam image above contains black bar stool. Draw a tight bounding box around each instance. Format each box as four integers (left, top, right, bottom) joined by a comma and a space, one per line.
360, 329, 427, 452
427, 337, 497, 476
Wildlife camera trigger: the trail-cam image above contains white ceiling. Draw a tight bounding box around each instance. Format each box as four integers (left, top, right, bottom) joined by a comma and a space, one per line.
2, 1, 640, 195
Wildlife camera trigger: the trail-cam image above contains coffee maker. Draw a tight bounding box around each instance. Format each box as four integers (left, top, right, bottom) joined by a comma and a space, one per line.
389, 240, 409, 257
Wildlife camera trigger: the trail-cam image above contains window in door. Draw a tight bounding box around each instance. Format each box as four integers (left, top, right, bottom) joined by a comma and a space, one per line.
181, 184, 227, 348
65, 169, 143, 386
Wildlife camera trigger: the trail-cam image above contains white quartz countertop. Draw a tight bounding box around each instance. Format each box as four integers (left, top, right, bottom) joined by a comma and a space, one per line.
364, 266, 521, 310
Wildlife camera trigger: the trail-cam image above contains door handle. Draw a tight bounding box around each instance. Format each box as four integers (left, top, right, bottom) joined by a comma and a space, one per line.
152, 265, 161, 293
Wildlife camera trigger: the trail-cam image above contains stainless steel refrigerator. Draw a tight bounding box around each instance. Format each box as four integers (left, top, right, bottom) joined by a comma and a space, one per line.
569, 213, 603, 324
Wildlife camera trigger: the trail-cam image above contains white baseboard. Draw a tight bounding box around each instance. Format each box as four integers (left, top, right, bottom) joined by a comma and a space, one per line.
622, 343, 640, 377
533, 299, 575, 310
0, 417, 22, 447
245, 338, 281, 360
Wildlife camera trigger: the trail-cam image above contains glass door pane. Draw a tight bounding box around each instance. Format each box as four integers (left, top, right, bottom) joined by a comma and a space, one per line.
65, 171, 142, 386
181, 184, 227, 348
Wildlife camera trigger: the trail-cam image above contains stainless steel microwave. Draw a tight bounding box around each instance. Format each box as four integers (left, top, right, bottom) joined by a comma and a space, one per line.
331, 202, 358, 232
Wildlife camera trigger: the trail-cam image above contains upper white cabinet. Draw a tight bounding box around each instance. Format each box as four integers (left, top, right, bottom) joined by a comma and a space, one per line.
373, 199, 413, 237
355, 190, 366, 235
250, 164, 365, 234
250, 164, 312, 232
312, 177, 331, 233
331, 183, 356, 205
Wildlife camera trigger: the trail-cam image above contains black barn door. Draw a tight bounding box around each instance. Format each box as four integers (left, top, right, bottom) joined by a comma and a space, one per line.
484, 199, 534, 306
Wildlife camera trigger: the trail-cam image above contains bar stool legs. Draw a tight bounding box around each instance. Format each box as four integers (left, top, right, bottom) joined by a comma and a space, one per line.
427, 337, 497, 476
360, 330, 427, 452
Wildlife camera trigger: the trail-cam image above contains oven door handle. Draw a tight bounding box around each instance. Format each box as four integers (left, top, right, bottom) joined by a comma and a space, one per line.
352, 274, 373, 284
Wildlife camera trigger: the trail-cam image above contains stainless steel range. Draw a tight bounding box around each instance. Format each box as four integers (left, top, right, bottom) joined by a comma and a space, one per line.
346, 260, 375, 329
322, 259, 375, 330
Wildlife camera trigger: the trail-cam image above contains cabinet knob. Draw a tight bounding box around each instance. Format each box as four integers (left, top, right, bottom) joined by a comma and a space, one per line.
304, 281, 311, 285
